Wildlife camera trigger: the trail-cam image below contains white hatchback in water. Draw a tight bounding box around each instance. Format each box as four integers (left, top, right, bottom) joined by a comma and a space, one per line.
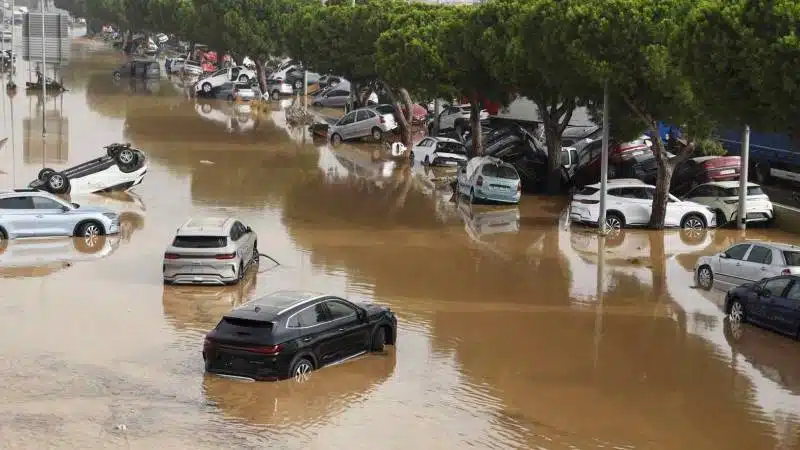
695, 241, 800, 290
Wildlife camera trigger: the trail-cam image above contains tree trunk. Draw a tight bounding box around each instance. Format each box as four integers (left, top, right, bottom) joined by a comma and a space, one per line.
647, 123, 695, 228
121, 30, 131, 54
470, 92, 483, 156
536, 99, 575, 194
377, 80, 413, 147
254, 57, 268, 94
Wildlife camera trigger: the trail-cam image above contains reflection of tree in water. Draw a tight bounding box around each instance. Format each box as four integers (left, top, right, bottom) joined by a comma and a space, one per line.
85, 72, 183, 119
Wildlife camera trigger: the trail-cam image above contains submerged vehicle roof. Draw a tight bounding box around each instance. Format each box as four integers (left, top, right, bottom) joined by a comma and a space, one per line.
225, 290, 326, 322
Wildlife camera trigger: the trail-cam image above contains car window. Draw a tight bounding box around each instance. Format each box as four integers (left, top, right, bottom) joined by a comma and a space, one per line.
785, 281, 800, 304
0, 196, 34, 209
330, 90, 347, 97
725, 244, 751, 260
172, 236, 227, 248
608, 187, 648, 199
292, 303, 330, 327
418, 139, 433, 147
783, 251, 800, 266
721, 186, 766, 197
356, 110, 370, 122
481, 164, 519, 179
746, 245, 773, 264
326, 300, 357, 320
213, 69, 226, 77
437, 142, 466, 155
577, 187, 599, 196
374, 104, 394, 115
687, 185, 712, 197
229, 226, 239, 241
762, 277, 792, 297
338, 112, 356, 125
32, 197, 64, 210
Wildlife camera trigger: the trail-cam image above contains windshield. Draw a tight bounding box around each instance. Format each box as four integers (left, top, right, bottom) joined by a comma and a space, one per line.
783, 251, 800, 266
482, 164, 519, 179
374, 105, 394, 114
437, 142, 466, 155
578, 187, 599, 196
721, 186, 765, 197
216, 317, 274, 338
172, 236, 227, 248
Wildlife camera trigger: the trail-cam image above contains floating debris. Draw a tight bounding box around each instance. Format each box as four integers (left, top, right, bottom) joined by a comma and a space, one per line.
199, 160, 214, 165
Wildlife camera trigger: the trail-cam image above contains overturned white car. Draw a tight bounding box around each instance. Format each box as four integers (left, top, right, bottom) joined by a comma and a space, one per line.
28, 143, 147, 195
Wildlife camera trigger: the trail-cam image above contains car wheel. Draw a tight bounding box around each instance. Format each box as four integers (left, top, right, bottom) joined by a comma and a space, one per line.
113, 71, 121, 80
729, 298, 746, 323
696, 265, 713, 290
313, 101, 322, 107
714, 209, 727, 228
289, 357, 314, 382
74, 234, 106, 254
604, 212, 625, 232
423, 155, 430, 165
237, 262, 244, 282
331, 133, 342, 146
46, 172, 69, 194
238, 75, 248, 82
37, 167, 55, 181
293, 80, 303, 90
76, 220, 103, 238
202, 82, 211, 93
251, 241, 259, 265
271, 90, 280, 100
370, 326, 386, 352
0, 229, 7, 254
201, 103, 212, 114
116, 148, 136, 166
408, 151, 415, 163
371, 127, 382, 141
681, 213, 706, 230
226, 94, 234, 101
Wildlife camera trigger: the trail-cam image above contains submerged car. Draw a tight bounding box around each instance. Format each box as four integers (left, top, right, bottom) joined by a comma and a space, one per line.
327, 107, 397, 145
29, 143, 147, 195
211, 81, 260, 101
0, 189, 120, 240
683, 181, 773, 226
410, 136, 468, 166
202, 290, 397, 381
695, 241, 800, 290
163, 217, 258, 285
112, 59, 161, 80
456, 156, 522, 204
724, 275, 800, 339
0, 234, 120, 279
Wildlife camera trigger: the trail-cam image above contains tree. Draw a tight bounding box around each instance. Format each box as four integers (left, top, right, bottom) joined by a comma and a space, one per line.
564, 0, 712, 228
678, 0, 800, 135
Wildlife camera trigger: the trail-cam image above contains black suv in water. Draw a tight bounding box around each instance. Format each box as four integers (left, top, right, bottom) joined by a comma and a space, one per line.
203, 290, 397, 381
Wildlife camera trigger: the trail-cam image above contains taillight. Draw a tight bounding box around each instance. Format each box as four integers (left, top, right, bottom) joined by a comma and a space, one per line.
164, 252, 180, 259
476, 176, 483, 186
216, 252, 236, 260
275, 78, 283, 82
781, 269, 792, 275
250, 344, 283, 355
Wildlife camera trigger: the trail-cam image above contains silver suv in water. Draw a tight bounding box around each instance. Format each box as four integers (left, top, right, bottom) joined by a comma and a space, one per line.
0, 189, 120, 240
163, 217, 258, 285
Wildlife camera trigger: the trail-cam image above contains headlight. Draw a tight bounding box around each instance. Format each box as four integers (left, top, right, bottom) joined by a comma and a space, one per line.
102, 212, 118, 220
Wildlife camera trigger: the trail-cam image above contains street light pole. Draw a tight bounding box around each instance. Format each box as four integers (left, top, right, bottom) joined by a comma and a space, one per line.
41, 0, 47, 136
598, 81, 610, 232
736, 125, 750, 230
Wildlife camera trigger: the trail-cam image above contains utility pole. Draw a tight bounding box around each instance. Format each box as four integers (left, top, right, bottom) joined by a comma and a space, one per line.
598, 81, 610, 232
41, 0, 47, 136
303, 69, 307, 112
736, 125, 750, 230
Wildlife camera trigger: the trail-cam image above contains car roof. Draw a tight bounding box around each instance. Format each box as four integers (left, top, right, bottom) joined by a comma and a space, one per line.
0, 189, 59, 199
701, 181, 759, 189
585, 178, 647, 188
177, 217, 235, 235
226, 290, 327, 322
739, 240, 800, 252
425, 136, 463, 145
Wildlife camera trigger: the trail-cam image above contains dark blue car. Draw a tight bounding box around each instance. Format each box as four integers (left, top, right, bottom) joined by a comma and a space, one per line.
725, 275, 800, 339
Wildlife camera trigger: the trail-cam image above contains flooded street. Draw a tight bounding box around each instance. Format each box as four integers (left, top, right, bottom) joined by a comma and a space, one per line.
1, 39, 800, 449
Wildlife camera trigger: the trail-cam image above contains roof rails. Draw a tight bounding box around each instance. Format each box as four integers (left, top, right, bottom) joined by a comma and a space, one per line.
13, 188, 41, 192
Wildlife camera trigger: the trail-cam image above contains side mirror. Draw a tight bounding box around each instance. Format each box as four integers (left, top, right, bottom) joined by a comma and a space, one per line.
61, 206, 70, 212
719, 252, 728, 259
357, 308, 367, 323
245, 226, 252, 233
71, 202, 80, 209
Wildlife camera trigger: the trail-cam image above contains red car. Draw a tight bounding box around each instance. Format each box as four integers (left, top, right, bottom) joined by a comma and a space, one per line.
672, 155, 742, 194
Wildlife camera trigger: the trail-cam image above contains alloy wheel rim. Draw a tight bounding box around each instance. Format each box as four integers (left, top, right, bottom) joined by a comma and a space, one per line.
294, 362, 311, 382
730, 302, 744, 322
698, 268, 711, 287
119, 149, 134, 164
50, 176, 63, 189
605, 217, 621, 230
84, 224, 99, 237
684, 218, 703, 230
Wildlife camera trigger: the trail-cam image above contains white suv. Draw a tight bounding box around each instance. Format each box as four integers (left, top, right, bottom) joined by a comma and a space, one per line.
570, 179, 716, 230
429, 104, 489, 135
682, 181, 773, 226
195, 66, 256, 94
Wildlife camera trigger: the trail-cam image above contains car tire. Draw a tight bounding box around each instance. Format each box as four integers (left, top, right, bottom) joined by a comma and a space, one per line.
293, 80, 303, 90
237, 262, 244, 282
604, 212, 625, 232
371, 127, 382, 141
76, 220, 103, 238
38, 168, 55, 181
226, 94, 234, 101
238, 75, 248, 82
696, 265, 714, 290
73, 234, 106, 254
0, 227, 8, 255
370, 326, 387, 352
271, 90, 280, 100
113, 71, 121, 80
46, 172, 69, 194
729, 298, 746, 323
251, 241, 259, 265
288, 356, 314, 381
116, 147, 136, 166
313, 101, 322, 107
408, 151, 415, 163
714, 209, 727, 228
681, 213, 706, 230
202, 82, 211, 93
331, 133, 342, 146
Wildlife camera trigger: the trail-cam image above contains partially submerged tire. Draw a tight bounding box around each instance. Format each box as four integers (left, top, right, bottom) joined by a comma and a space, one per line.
202, 82, 211, 93
0, 228, 8, 255
696, 265, 713, 290
76, 220, 103, 239
38, 168, 55, 181
371, 127, 382, 141
331, 133, 342, 146
293, 80, 303, 90
729, 298, 746, 323
370, 327, 386, 352
74, 234, 106, 254
113, 71, 121, 80
604, 212, 625, 232
288, 356, 314, 381
46, 172, 69, 194
681, 213, 706, 231
271, 90, 280, 100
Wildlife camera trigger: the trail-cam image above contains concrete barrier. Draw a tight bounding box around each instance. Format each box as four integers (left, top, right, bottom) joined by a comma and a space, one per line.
773, 203, 800, 233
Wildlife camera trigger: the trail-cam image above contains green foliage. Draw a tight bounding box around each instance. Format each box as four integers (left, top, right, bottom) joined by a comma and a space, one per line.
223, 0, 314, 62
694, 137, 727, 156
678, 0, 800, 132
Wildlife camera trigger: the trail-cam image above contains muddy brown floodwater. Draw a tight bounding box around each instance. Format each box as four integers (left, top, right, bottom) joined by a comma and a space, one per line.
0, 38, 799, 450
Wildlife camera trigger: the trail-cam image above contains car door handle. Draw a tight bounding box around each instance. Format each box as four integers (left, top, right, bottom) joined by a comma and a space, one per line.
735, 263, 741, 266
338, 327, 346, 332
301, 337, 312, 343
761, 267, 767, 271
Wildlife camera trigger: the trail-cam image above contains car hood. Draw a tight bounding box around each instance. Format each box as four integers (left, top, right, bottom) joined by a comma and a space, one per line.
354, 302, 390, 318
679, 199, 710, 210
72, 205, 115, 214
433, 151, 468, 160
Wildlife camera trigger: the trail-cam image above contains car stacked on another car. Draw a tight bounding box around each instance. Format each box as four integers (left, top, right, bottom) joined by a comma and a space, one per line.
410, 136, 468, 167
569, 178, 716, 231
456, 156, 522, 205
162, 217, 258, 285
202, 290, 397, 381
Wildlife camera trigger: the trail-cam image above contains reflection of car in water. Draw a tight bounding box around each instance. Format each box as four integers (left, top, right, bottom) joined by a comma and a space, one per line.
202, 345, 395, 426
112, 77, 161, 94
570, 227, 715, 265
459, 202, 520, 238
161, 268, 257, 332
194, 100, 255, 133
0, 234, 119, 278
66, 191, 146, 241
723, 318, 800, 395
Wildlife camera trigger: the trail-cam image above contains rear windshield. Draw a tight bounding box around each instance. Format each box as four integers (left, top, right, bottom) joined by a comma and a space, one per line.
234, 83, 251, 89
482, 164, 519, 179
578, 187, 599, 196
721, 186, 765, 197
783, 251, 800, 266
217, 317, 273, 336
437, 142, 466, 155
172, 236, 227, 248
374, 105, 394, 114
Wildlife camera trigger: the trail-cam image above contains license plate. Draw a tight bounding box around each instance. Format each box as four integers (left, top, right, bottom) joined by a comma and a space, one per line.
719, 169, 735, 175
443, 160, 457, 166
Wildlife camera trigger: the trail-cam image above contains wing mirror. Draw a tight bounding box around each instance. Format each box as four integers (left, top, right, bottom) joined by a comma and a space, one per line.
245, 226, 252, 233
71, 202, 80, 209
719, 252, 728, 259
357, 308, 367, 323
